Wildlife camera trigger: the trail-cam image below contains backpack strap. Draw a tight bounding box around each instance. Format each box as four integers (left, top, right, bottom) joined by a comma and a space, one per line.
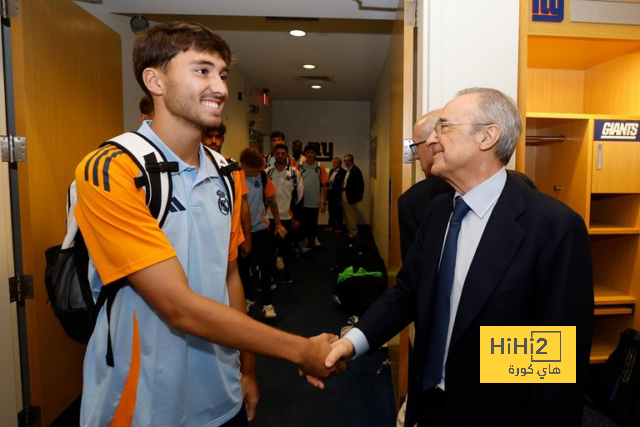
203, 145, 236, 214
101, 132, 175, 227
259, 169, 268, 207
95, 131, 176, 367
266, 165, 274, 179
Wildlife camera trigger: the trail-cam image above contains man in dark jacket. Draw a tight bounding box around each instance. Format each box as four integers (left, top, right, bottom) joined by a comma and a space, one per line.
341, 154, 364, 238
325, 88, 593, 427
327, 156, 347, 233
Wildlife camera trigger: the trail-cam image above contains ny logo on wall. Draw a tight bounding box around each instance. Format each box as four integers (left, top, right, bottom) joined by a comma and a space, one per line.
532, 0, 564, 22
308, 142, 334, 162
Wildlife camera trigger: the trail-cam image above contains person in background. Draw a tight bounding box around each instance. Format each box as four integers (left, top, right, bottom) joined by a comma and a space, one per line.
266, 144, 304, 285
290, 139, 306, 168
139, 94, 154, 121
203, 123, 253, 259
398, 109, 452, 260
77, 22, 341, 427
264, 130, 286, 168
324, 87, 593, 427
239, 148, 287, 319
326, 156, 346, 233
341, 154, 365, 238
298, 144, 328, 253
202, 122, 225, 153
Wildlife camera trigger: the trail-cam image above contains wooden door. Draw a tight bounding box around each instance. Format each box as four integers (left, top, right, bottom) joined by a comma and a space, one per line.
10, 0, 123, 423
387, 0, 416, 408
592, 141, 640, 194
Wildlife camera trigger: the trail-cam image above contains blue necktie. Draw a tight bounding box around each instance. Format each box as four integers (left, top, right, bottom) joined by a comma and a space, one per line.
423, 196, 471, 390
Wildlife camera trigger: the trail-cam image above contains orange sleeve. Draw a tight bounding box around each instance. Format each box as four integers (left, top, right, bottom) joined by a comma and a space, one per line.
227, 169, 246, 262
264, 174, 277, 198
238, 169, 249, 197
74, 146, 176, 285
319, 165, 329, 184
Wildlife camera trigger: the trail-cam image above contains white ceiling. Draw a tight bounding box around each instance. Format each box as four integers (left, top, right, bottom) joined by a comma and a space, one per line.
83, 0, 400, 101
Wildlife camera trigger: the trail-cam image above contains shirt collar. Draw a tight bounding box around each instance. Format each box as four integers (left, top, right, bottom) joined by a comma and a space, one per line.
136, 122, 219, 180
455, 167, 506, 219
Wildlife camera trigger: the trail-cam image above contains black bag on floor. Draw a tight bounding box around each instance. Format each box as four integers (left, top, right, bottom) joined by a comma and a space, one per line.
333, 241, 388, 316
590, 328, 640, 427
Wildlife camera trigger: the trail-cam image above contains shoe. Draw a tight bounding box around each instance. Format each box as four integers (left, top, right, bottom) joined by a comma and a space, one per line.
270, 283, 277, 290
323, 226, 332, 232
333, 228, 343, 234
282, 274, 293, 285
314, 237, 321, 247
276, 256, 284, 271
301, 246, 312, 254
263, 304, 277, 319
245, 299, 255, 313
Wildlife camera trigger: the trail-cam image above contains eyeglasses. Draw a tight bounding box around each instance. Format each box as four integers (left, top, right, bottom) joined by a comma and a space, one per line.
435, 121, 492, 135
408, 140, 427, 154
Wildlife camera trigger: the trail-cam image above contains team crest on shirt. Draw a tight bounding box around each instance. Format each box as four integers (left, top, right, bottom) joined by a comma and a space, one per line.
254, 181, 261, 188
217, 189, 230, 215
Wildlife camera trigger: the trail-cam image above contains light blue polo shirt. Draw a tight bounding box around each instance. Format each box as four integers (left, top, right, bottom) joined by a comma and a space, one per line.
301, 161, 322, 208
80, 122, 242, 426
245, 174, 271, 232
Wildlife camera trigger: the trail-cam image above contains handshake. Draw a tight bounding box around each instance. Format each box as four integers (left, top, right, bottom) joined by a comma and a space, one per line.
297, 334, 357, 389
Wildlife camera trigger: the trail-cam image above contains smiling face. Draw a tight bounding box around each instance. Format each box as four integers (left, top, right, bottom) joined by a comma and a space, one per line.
159, 49, 228, 131
430, 93, 487, 190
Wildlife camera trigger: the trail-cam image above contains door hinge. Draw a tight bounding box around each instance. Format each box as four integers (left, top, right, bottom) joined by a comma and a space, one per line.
9, 274, 34, 303
405, 0, 417, 27
1, 0, 20, 20
1, 135, 27, 163
18, 406, 41, 427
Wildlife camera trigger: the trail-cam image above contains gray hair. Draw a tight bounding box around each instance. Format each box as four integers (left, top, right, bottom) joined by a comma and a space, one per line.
456, 87, 521, 164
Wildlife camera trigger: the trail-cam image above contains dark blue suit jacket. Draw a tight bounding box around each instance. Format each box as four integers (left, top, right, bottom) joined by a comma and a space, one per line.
357, 174, 594, 426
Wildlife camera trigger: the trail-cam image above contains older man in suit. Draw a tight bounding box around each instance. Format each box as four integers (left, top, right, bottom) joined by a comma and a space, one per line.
325, 88, 593, 426
342, 154, 365, 238
398, 109, 453, 260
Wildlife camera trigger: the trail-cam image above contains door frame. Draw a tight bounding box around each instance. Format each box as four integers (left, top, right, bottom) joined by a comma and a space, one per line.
1, 18, 23, 427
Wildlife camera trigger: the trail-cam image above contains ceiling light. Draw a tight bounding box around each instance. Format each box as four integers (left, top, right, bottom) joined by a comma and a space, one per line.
290, 30, 306, 37
130, 15, 150, 33
303, 64, 316, 69
311, 85, 322, 89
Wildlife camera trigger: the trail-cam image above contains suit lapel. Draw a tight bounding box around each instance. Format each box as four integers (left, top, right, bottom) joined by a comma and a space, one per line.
416, 195, 454, 331
448, 178, 526, 351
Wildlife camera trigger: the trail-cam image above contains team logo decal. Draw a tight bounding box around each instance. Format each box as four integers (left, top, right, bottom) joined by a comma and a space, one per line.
254, 180, 261, 188
594, 120, 640, 141
217, 189, 230, 215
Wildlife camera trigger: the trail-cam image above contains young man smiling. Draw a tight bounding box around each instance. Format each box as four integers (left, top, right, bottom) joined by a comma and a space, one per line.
75, 22, 340, 427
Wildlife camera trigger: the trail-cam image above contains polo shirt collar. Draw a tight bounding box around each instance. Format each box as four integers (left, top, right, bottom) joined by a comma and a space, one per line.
136, 122, 220, 181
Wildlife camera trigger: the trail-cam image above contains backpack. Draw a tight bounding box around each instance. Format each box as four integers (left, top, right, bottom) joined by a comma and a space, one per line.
333, 241, 388, 316
44, 132, 236, 366
590, 328, 640, 427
